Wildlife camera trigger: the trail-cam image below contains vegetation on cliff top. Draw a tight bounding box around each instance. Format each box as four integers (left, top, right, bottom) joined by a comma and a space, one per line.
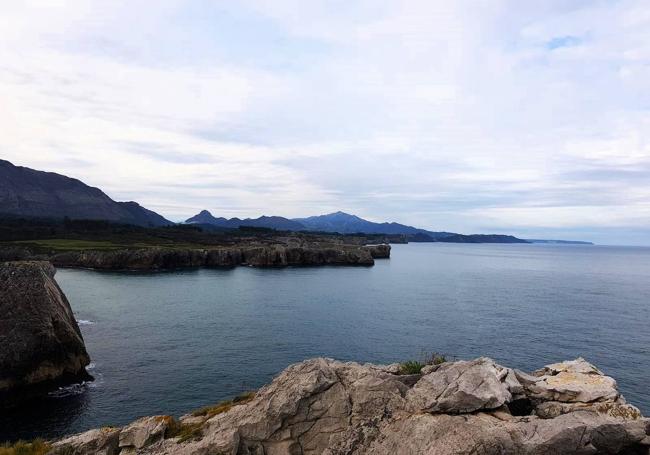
0, 439, 50, 455
0, 217, 390, 254
398, 352, 447, 375
165, 392, 257, 444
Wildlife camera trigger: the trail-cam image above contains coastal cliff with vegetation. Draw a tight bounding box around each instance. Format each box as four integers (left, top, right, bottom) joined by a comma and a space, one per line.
47, 243, 385, 269
0, 218, 391, 270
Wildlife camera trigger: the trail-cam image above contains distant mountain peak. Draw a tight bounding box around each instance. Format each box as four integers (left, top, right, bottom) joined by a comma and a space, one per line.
0, 160, 172, 227
185, 211, 306, 231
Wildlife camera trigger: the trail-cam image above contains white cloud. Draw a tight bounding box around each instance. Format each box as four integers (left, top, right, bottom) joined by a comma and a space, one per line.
0, 0, 649, 242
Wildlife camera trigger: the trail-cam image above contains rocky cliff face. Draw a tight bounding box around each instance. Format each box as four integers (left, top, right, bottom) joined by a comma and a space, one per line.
51, 357, 649, 454
366, 244, 391, 259
48, 244, 380, 270
0, 262, 91, 400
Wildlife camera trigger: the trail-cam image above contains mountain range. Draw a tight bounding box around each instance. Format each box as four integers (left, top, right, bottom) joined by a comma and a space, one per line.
186, 210, 307, 231
0, 159, 592, 244
185, 210, 531, 243
0, 159, 171, 227
186, 209, 454, 238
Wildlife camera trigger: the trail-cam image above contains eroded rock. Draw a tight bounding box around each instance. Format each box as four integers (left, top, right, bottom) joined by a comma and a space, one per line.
516, 357, 619, 403
48, 244, 377, 270
119, 415, 172, 451
407, 357, 517, 413
0, 261, 91, 399
50, 427, 120, 455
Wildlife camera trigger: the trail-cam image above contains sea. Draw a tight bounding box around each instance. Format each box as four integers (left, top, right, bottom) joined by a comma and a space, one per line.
2, 243, 649, 441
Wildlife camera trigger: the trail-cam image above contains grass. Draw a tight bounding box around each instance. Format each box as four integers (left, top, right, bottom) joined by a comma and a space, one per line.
398, 360, 425, 375
165, 420, 204, 444
398, 352, 447, 375
0, 439, 51, 455
191, 392, 255, 419
11, 239, 127, 251
7, 239, 217, 252
165, 392, 256, 444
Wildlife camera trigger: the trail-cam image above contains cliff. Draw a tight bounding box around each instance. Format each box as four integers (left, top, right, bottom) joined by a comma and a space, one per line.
50, 357, 649, 454
0, 261, 91, 401
47, 244, 385, 270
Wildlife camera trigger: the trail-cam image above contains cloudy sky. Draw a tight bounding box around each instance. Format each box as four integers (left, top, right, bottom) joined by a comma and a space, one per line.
1, 1, 649, 244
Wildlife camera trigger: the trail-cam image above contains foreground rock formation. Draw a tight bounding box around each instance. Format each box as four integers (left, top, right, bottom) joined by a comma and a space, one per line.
46, 244, 385, 270
50, 357, 649, 454
0, 261, 91, 400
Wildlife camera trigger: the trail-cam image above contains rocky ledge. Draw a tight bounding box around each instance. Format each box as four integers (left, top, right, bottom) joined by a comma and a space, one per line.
0, 261, 91, 402
47, 244, 388, 270
50, 357, 649, 454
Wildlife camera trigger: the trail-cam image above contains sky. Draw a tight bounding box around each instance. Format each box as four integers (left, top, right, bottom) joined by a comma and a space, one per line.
1, 1, 649, 245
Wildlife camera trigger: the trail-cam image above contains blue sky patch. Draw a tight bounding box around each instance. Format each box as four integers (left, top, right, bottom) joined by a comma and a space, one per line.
546, 35, 582, 50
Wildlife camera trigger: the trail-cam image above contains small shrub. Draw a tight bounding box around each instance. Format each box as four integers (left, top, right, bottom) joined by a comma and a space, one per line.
398, 352, 448, 375
0, 439, 51, 455
398, 360, 424, 375
424, 352, 447, 365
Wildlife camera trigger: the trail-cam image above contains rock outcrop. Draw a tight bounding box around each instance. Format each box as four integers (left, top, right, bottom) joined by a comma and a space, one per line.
0, 261, 91, 400
49, 357, 649, 454
48, 245, 379, 270
365, 244, 391, 259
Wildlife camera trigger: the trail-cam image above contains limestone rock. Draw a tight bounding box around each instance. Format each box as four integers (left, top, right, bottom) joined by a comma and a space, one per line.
365, 244, 391, 259
48, 244, 376, 270
516, 357, 619, 403
47, 357, 649, 455
0, 261, 91, 398
50, 427, 120, 455
119, 416, 172, 451
407, 357, 517, 413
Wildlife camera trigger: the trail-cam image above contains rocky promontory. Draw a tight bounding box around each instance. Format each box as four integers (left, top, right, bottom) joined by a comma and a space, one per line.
0, 261, 91, 401
47, 244, 385, 270
48, 357, 649, 454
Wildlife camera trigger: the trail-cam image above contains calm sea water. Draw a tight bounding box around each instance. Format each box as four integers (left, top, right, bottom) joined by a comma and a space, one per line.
2, 243, 650, 441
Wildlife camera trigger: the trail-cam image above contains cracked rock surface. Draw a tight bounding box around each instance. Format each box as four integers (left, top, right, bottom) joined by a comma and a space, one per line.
50, 357, 649, 454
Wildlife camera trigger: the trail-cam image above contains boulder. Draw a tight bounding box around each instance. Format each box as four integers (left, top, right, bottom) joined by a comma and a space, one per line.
0, 261, 91, 398
118, 415, 172, 452
50, 427, 120, 455
516, 357, 619, 403
407, 357, 517, 413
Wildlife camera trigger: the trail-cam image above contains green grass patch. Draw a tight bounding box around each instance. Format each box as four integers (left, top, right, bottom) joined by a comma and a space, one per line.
7, 239, 217, 252
398, 360, 425, 375
11, 239, 125, 251
398, 352, 447, 375
0, 439, 51, 455
165, 392, 256, 445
